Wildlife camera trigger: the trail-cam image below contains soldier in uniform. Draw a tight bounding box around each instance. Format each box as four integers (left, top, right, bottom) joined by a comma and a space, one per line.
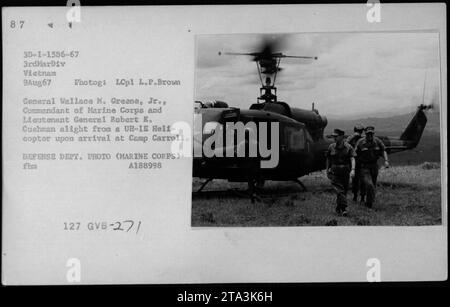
355, 126, 390, 208
346, 124, 365, 202
237, 127, 261, 203
326, 129, 356, 216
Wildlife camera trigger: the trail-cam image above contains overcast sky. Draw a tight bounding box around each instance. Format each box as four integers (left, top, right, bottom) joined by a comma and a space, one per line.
195, 32, 440, 119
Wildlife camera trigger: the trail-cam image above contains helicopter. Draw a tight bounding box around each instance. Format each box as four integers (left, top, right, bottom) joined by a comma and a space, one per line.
193, 39, 432, 196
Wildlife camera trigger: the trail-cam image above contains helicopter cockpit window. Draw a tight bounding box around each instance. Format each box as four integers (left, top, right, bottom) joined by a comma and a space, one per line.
203, 121, 221, 134
285, 126, 305, 151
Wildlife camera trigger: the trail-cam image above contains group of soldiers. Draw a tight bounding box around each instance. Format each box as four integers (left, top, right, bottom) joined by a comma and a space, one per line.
326, 125, 389, 216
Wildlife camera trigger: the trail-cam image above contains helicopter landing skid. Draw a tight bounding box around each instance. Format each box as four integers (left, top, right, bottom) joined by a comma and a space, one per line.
294, 179, 307, 192
196, 178, 213, 193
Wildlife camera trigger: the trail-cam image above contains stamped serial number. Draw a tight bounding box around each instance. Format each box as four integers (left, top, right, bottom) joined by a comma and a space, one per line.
63, 220, 142, 234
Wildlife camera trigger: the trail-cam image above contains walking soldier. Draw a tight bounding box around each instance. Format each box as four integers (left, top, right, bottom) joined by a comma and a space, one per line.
346, 124, 364, 202
326, 129, 356, 216
355, 126, 390, 208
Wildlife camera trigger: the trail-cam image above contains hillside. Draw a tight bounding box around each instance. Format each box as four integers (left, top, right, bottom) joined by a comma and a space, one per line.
326, 110, 441, 135
326, 110, 442, 165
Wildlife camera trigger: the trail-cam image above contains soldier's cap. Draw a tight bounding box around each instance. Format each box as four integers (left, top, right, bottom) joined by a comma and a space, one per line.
365, 126, 375, 134
331, 128, 345, 136
354, 124, 364, 132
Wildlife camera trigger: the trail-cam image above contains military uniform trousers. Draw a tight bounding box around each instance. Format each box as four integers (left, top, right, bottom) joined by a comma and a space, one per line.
360, 163, 379, 207
351, 161, 362, 199
328, 165, 350, 212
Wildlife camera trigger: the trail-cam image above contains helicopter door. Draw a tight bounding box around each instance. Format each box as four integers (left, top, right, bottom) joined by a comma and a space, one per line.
282, 125, 306, 173
285, 125, 306, 151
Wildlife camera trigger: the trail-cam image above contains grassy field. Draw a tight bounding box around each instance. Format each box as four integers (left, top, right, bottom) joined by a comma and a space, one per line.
192, 163, 442, 226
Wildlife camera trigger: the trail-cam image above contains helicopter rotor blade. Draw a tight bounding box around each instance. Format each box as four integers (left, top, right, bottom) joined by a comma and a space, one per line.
424, 100, 439, 111
280, 55, 318, 60
417, 69, 439, 112
218, 51, 258, 56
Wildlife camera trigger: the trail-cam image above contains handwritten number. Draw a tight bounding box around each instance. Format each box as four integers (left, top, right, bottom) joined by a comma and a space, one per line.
122, 220, 134, 232
111, 222, 124, 231
136, 221, 141, 234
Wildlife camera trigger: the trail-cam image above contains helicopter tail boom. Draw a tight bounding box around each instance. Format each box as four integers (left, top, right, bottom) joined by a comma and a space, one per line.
380, 104, 431, 154
399, 104, 429, 147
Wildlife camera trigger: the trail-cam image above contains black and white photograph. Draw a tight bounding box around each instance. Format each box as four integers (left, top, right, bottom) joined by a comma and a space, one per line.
2, 3, 446, 285
192, 32, 442, 226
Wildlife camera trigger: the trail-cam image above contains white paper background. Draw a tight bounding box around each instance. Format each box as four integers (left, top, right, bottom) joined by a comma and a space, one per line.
2, 4, 447, 284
